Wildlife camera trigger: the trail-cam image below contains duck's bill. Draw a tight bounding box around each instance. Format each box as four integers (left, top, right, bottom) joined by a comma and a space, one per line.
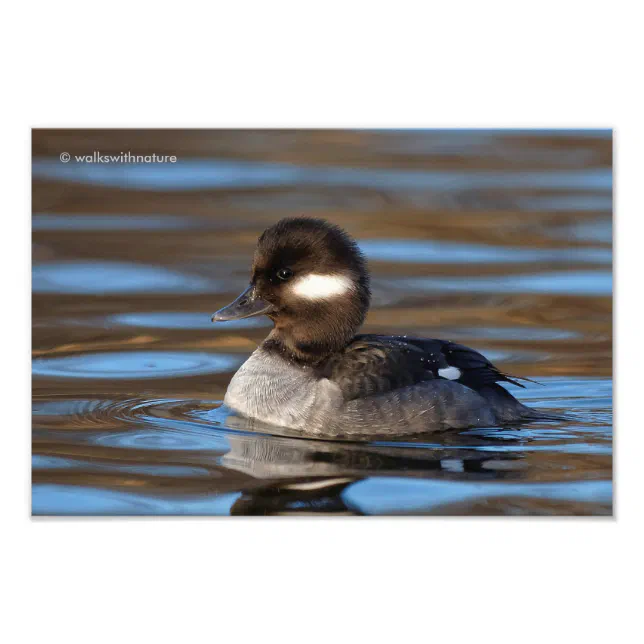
211, 285, 275, 322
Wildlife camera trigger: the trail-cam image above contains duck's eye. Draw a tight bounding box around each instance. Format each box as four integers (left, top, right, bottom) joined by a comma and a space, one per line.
276, 268, 294, 281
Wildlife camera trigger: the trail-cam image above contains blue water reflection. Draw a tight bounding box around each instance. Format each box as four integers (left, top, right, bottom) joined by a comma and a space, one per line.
342, 477, 612, 514
33, 261, 215, 295
32, 484, 241, 515
32, 157, 613, 194
386, 270, 612, 296
360, 239, 611, 264
111, 312, 271, 330
33, 351, 243, 379
32, 214, 200, 231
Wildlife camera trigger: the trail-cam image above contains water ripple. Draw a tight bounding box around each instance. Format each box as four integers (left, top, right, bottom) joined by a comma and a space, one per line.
360, 239, 611, 265
32, 351, 242, 379
32, 157, 612, 193
381, 270, 612, 296
31, 380, 612, 515
32, 214, 201, 231
32, 484, 241, 515
110, 312, 270, 330
33, 261, 215, 295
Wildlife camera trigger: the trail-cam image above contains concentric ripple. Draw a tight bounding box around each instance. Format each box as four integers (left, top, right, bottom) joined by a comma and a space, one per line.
32, 351, 243, 379
33, 395, 233, 448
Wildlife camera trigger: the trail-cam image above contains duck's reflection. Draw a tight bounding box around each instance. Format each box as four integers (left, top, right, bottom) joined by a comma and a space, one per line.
231, 477, 360, 515
222, 418, 529, 515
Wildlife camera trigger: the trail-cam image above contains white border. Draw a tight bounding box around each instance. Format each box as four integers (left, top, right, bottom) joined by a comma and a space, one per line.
6, 2, 641, 642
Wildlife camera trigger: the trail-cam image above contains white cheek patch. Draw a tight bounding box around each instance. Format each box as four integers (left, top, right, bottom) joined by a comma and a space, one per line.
438, 366, 461, 380
290, 274, 354, 300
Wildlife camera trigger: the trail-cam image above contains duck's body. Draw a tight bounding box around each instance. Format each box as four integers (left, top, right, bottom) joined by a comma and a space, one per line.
213, 217, 548, 438
223, 334, 538, 437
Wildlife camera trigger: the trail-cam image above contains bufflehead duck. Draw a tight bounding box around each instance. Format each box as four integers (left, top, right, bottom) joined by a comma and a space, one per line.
213, 217, 547, 437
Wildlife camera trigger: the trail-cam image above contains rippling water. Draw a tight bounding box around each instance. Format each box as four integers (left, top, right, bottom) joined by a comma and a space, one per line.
32, 129, 612, 515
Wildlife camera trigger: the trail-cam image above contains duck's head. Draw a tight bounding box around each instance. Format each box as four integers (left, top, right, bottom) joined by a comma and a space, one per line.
212, 217, 371, 361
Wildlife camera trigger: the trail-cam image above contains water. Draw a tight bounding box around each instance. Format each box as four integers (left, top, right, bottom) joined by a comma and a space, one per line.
32, 129, 612, 515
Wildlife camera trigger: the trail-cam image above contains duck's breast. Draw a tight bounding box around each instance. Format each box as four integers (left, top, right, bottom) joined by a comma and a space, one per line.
224, 348, 342, 430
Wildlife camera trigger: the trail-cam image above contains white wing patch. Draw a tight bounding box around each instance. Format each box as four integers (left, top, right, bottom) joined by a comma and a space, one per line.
291, 273, 354, 300
440, 458, 465, 473
438, 366, 461, 380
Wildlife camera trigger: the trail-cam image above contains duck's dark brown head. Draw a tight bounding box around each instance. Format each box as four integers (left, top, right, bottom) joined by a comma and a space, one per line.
212, 217, 371, 362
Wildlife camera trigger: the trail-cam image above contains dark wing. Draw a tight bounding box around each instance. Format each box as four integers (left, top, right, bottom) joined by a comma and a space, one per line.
323, 334, 530, 401
401, 337, 533, 390
321, 336, 435, 400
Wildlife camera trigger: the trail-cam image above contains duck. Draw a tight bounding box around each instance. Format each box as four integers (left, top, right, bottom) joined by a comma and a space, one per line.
212, 217, 550, 438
